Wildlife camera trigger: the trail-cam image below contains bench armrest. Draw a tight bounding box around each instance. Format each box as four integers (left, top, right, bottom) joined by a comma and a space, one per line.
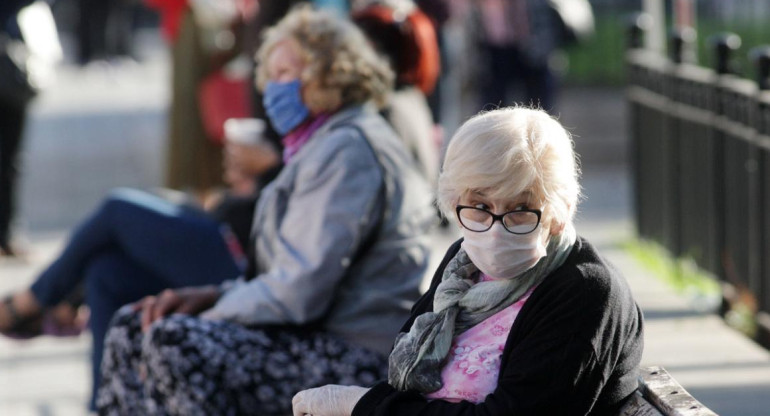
618, 366, 718, 416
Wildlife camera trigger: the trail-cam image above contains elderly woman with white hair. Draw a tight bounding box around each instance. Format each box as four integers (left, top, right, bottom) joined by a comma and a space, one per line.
293, 107, 644, 416
96, 6, 434, 415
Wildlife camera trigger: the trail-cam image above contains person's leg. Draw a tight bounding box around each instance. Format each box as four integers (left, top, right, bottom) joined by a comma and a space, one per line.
0, 101, 27, 253
90, 0, 110, 61
105, 0, 135, 59
517, 48, 557, 113
76, 0, 93, 64
137, 316, 388, 415
30, 188, 241, 309
479, 43, 514, 109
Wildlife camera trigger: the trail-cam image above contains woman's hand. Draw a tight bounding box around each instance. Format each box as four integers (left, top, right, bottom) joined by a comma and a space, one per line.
292, 385, 369, 416
133, 286, 222, 332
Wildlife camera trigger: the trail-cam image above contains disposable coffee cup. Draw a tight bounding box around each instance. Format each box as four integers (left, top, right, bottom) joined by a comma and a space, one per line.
224, 118, 267, 146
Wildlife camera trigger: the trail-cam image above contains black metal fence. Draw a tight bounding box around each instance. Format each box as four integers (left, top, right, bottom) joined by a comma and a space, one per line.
626, 20, 770, 347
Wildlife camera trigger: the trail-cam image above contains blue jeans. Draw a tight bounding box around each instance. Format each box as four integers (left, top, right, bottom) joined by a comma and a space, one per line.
30, 188, 242, 409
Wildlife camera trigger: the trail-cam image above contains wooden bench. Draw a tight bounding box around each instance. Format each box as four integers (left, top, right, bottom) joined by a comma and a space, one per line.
619, 366, 718, 416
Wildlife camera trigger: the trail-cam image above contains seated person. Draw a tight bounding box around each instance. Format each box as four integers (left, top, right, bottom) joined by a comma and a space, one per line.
292, 106, 645, 416
96, 6, 435, 415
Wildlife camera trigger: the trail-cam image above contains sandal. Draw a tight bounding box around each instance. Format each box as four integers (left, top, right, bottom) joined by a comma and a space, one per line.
1, 296, 86, 340
0, 296, 44, 339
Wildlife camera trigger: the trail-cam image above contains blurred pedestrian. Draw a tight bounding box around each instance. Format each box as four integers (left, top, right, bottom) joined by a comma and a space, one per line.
415, 0, 450, 128
146, 0, 247, 206
475, 0, 562, 112
76, 0, 136, 64
292, 106, 644, 416
352, 0, 442, 186
0, 0, 35, 257
96, 7, 434, 415
215, 0, 334, 245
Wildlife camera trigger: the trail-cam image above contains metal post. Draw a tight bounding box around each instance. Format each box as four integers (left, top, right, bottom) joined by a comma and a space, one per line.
710, 33, 742, 75
627, 12, 653, 50
750, 46, 770, 90
752, 45, 770, 346
670, 27, 697, 65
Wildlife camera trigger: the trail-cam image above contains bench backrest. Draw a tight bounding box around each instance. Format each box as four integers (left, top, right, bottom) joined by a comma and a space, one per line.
619, 366, 718, 416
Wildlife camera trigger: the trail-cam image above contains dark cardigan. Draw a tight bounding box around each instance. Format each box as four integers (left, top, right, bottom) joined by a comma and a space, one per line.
353, 237, 644, 416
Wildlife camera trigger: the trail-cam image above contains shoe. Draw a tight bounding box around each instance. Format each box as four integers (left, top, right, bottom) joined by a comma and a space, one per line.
0, 296, 85, 340
0, 296, 43, 339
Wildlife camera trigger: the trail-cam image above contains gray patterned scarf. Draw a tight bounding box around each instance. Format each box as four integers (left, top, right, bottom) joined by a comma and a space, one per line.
388, 226, 577, 393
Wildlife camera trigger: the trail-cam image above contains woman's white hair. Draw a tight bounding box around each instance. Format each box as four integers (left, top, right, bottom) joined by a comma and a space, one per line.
437, 106, 581, 231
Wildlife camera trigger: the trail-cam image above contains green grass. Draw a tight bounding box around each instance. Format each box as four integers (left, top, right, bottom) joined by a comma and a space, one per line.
564, 15, 630, 85
563, 15, 770, 86
623, 238, 759, 337
623, 239, 721, 307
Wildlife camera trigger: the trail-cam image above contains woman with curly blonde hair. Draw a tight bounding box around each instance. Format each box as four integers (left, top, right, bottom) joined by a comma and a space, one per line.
96, 6, 435, 415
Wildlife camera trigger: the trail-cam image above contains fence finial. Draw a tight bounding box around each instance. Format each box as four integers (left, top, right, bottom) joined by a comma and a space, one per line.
750, 46, 770, 90
626, 12, 653, 50
709, 33, 742, 75
670, 27, 697, 64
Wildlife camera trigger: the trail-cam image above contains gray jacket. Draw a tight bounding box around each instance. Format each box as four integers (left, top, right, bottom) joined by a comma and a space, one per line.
201, 106, 434, 354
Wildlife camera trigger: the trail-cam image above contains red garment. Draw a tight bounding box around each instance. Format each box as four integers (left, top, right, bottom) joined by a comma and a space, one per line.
144, 0, 188, 42
351, 4, 441, 94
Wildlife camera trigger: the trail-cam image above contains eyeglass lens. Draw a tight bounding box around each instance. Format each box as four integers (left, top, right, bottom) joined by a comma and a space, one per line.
459, 207, 539, 233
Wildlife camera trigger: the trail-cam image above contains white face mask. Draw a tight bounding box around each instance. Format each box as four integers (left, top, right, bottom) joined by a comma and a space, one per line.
460, 220, 548, 279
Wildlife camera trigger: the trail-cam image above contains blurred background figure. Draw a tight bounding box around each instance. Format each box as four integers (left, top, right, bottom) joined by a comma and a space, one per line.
473, 0, 568, 113
1, 0, 62, 257
215, 0, 309, 241
352, 0, 442, 187
146, 0, 250, 206
0, 0, 35, 258
414, 0, 450, 143
76, 0, 136, 64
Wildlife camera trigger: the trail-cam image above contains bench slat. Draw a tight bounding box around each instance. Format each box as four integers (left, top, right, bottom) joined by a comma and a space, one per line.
618, 391, 665, 416
638, 366, 718, 416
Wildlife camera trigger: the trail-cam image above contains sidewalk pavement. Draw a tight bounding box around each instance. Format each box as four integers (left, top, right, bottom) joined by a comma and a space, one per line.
2, 29, 770, 416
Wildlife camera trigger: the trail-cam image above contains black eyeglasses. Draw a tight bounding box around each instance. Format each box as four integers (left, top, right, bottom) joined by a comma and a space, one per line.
455, 205, 542, 235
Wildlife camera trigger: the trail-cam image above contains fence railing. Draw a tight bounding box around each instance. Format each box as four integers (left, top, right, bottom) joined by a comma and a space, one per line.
626, 17, 770, 348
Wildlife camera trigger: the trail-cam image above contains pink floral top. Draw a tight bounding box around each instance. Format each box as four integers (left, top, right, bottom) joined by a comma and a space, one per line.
424, 274, 535, 404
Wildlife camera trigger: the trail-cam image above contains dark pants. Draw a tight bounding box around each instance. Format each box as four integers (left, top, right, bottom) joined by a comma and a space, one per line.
479, 43, 557, 113
0, 100, 26, 250
30, 188, 241, 409
77, 0, 133, 63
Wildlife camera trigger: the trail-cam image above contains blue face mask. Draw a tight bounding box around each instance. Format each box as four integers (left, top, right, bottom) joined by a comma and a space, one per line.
263, 79, 311, 135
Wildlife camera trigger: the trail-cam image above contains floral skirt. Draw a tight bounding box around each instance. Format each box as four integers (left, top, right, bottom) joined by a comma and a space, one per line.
97, 307, 388, 415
